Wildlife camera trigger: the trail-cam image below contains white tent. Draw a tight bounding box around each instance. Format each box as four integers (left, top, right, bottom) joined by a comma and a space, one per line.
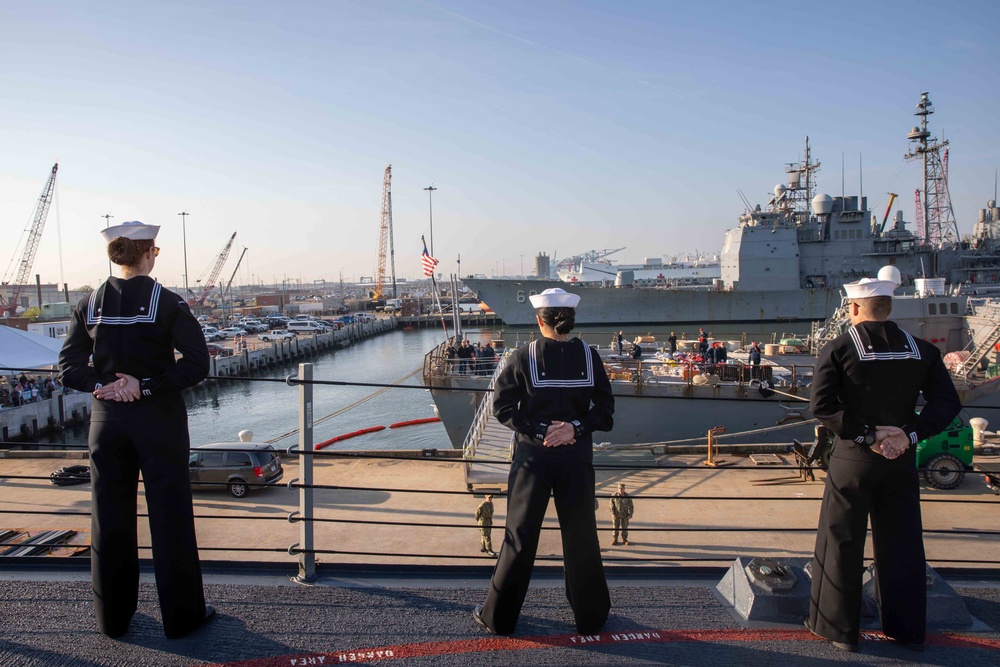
0, 325, 65, 371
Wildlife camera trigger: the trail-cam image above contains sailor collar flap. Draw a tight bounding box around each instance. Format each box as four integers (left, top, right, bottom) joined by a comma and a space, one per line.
87, 278, 163, 326
527, 338, 594, 388
848, 322, 921, 362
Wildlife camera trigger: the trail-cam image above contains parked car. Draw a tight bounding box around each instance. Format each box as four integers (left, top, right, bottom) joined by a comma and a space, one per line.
239, 319, 266, 333
206, 343, 234, 358
189, 442, 283, 498
202, 327, 224, 342
258, 330, 295, 342
353, 312, 374, 322
286, 320, 325, 334
218, 326, 249, 339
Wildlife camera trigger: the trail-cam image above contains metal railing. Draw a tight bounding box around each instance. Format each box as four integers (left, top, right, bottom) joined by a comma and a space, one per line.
2, 362, 1000, 571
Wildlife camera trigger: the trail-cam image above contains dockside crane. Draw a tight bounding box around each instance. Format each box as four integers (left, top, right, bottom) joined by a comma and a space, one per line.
189, 232, 237, 306
371, 165, 396, 300
220, 246, 248, 320
1, 163, 58, 317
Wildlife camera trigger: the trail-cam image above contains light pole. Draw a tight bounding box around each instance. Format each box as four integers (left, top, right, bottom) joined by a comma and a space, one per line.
178, 211, 190, 295
102, 213, 113, 275
423, 186, 437, 257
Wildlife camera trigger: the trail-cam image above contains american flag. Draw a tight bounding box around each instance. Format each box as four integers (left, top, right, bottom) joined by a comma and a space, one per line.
421, 243, 439, 277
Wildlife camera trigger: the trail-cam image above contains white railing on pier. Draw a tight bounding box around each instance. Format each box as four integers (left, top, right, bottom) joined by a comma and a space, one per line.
461, 348, 514, 490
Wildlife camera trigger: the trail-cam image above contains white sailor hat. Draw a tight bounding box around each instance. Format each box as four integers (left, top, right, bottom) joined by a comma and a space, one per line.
844, 277, 896, 299
100, 220, 159, 243
528, 287, 581, 309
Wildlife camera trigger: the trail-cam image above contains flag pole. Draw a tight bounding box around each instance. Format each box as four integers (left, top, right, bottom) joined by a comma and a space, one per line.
422, 235, 450, 339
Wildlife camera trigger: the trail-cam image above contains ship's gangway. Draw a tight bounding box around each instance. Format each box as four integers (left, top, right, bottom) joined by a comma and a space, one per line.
462, 350, 514, 491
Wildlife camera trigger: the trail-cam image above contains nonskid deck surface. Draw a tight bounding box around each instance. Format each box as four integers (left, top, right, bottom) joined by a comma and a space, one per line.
1, 576, 1000, 666
4, 454, 1000, 665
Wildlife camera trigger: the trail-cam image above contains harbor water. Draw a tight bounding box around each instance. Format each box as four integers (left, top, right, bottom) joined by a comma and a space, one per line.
185, 327, 454, 451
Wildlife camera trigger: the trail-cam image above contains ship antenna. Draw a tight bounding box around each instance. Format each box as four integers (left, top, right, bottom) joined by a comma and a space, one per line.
841, 153, 845, 200
737, 189, 753, 211
859, 153, 863, 208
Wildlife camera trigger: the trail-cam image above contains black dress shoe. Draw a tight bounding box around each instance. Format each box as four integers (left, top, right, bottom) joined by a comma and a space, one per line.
203, 605, 217, 625
165, 604, 216, 639
472, 605, 494, 634
803, 620, 856, 652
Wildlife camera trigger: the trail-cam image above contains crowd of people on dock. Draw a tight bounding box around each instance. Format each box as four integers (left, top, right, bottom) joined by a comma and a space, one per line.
0, 373, 62, 407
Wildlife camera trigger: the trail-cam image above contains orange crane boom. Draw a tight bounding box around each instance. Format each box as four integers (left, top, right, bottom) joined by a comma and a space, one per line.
189, 232, 237, 306
372, 165, 396, 300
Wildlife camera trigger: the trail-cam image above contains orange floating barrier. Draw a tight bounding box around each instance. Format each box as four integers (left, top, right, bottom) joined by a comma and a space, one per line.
389, 417, 442, 429
315, 425, 387, 450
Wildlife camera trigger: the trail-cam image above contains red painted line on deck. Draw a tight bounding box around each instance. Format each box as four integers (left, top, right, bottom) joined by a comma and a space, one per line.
193, 627, 1000, 666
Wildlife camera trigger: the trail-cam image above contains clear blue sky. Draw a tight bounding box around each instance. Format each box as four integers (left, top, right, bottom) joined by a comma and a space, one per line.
1, 0, 998, 291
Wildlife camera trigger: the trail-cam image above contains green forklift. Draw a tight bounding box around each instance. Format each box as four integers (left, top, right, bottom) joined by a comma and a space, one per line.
808, 416, 973, 490
916, 417, 973, 490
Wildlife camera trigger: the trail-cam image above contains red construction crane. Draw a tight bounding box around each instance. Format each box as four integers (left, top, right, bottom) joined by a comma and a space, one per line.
1, 163, 58, 317
188, 232, 237, 306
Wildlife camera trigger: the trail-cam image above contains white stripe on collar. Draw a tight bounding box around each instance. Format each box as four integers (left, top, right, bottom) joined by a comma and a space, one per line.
848, 325, 922, 361
86, 281, 162, 326
527, 339, 594, 388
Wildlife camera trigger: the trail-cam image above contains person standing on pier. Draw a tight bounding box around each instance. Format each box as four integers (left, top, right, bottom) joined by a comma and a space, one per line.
805, 276, 960, 653
475, 494, 496, 556
609, 483, 634, 546
474, 287, 614, 636
58, 221, 215, 640
667, 332, 678, 355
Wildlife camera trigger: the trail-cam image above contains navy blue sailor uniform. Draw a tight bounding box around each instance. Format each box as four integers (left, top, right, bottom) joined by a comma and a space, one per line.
481, 336, 614, 635
59, 276, 210, 638
807, 320, 960, 647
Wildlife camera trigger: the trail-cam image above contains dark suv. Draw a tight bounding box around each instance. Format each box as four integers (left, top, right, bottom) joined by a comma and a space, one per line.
189, 442, 284, 498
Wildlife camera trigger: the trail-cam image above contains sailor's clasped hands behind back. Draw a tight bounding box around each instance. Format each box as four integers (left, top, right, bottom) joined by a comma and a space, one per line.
543, 421, 576, 447
874, 425, 909, 460
93, 373, 141, 403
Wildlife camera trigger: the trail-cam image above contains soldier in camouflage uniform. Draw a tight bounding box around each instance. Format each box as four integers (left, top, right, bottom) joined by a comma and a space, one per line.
609, 483, 634, 546
476, 494, 496, 556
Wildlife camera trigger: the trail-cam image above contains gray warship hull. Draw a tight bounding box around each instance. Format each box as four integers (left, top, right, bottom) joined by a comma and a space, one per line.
464, 278, 842, 327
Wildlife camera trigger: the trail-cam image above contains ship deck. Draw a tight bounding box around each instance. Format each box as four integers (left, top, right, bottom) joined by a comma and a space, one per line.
3, 453, 1000, 665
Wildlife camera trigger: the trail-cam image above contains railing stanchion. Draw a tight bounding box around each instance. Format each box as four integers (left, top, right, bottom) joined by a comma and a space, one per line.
294, 362, 316, 583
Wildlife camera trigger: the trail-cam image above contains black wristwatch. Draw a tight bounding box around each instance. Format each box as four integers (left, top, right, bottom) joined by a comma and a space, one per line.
861, 427, 877, 447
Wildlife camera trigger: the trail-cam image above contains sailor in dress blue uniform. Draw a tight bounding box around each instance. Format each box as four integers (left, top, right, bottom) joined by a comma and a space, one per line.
59, 221, 214, 639
805, 276, 961, 652
474, 288, 614, 635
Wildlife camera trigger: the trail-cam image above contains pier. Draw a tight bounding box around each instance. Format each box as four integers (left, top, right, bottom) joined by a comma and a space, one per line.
0, 318, 399, 440
396, 312, 502, 329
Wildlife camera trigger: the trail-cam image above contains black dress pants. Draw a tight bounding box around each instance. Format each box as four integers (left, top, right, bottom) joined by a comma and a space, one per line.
481, 456, 610, 634
808, 452, 925, 645
89, 417, 206, 638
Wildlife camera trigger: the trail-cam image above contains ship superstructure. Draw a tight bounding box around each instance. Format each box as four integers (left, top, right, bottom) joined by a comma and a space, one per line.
466, 94, 999, 327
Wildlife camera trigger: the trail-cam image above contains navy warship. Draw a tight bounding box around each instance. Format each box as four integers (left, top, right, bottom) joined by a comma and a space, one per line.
465, 93, 1000, 327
